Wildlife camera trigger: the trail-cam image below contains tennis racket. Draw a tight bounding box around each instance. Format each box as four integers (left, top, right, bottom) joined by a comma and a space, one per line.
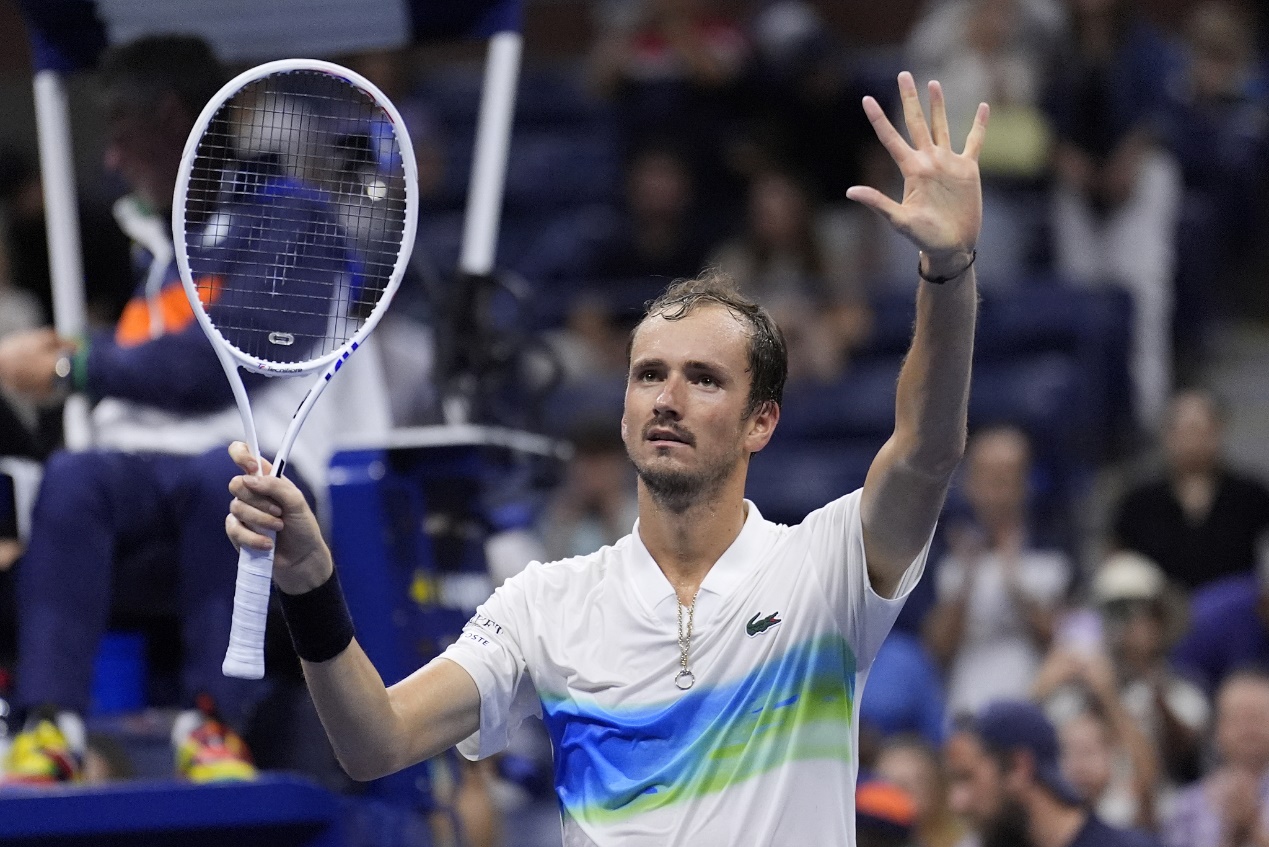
173, 59, 418, 679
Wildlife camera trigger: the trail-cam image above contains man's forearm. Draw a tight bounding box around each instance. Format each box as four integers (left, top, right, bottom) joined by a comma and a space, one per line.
301, 646, 481, 782
860, 265, 977, 594
893, 262, 977, 473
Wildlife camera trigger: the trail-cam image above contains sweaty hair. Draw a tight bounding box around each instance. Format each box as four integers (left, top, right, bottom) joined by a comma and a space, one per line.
629, 270, 788, 419
98, 35, 228, 121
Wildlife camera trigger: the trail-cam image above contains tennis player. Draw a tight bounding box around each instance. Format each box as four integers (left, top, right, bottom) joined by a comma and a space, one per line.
226, 71, 987, 845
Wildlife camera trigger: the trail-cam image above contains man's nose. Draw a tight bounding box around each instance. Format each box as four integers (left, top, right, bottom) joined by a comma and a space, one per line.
654, 375, 683, 417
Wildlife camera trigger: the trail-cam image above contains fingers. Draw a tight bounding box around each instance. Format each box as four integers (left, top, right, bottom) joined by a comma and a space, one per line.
861, 95, 912, 167
963, 102, 991, 160
229, 469, 306, 514
928, 80, 951, 148
897, 71, 932, 151
226, 513, 273, 552
229, 486, 284, 529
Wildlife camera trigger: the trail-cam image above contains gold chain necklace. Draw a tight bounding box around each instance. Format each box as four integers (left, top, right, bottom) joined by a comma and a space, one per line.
675, 591, 699, 690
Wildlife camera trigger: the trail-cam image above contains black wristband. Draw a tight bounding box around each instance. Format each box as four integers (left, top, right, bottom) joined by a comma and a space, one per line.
918, 249, 976, 284
277, 567, 355, 663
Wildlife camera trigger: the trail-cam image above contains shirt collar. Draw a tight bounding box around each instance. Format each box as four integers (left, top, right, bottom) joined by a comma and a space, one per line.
626, 500, 767, 612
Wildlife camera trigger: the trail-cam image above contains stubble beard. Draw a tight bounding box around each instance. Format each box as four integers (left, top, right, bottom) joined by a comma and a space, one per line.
629, 446, 740, 514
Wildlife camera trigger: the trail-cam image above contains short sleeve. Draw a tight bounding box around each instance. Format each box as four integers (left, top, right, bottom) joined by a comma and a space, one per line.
439, 569, 542, 760
799, 490, 933, 670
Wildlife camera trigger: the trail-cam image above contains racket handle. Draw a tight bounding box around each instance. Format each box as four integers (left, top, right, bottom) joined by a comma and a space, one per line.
222, 535, 275, 679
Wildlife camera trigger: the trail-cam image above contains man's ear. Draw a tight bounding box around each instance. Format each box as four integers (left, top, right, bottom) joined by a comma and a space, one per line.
744, 400, 780, 454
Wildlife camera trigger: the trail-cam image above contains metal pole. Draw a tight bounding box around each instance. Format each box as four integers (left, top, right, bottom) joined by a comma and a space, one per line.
32, 69, 91, 449
458, 30, 522, 277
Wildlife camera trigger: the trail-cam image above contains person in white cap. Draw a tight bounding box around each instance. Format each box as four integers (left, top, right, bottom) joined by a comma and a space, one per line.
1035, 551, 1209, 824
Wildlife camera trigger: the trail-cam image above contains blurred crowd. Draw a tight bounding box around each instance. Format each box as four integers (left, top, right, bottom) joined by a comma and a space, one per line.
1, 0, 1269, 845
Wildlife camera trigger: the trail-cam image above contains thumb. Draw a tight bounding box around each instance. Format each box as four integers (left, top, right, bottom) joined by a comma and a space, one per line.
228, 441, 274, 476
846, 185, 905, 227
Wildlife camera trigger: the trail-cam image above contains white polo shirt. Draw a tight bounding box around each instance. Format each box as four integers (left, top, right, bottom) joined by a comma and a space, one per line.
440, 489, 928, 846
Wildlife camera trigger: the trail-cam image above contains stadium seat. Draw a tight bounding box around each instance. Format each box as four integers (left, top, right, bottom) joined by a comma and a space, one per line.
745, 438, 883, 526
777, 360, 903, 443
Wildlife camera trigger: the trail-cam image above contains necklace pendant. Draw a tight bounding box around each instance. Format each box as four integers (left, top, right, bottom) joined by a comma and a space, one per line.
674, 669, 695, 690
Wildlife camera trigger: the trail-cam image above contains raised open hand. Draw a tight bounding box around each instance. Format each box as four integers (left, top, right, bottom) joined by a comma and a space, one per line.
846, 72, 988, 272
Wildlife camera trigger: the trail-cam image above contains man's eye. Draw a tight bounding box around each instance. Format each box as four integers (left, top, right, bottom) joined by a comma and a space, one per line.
697, 376, 714, 386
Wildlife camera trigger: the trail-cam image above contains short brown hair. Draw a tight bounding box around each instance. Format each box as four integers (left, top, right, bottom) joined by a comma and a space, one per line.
628, 270, 788, 419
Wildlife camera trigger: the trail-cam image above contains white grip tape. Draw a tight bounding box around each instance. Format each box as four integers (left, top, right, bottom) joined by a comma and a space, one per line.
222, 532, 275, 679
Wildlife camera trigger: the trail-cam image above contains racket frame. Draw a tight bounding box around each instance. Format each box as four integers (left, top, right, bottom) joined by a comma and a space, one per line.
172, 58, 419, 678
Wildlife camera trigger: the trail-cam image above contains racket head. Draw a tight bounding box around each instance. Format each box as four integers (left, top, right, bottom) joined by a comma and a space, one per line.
173, 58, 419, 376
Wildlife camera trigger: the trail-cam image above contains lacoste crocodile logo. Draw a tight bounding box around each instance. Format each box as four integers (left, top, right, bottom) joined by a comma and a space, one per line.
746, 612, 782, 637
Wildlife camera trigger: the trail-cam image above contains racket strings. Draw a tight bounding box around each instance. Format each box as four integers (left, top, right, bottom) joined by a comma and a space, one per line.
183, 70, 407, 366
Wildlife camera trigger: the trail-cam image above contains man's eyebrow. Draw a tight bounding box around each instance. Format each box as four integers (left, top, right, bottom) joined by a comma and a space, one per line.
683, 359, 732, 375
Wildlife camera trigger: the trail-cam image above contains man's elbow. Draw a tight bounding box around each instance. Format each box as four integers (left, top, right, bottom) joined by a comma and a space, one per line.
339, 752, 398, 783
904, 444, 965, 487
912, 430, 967, 480
893, 422, 966, 481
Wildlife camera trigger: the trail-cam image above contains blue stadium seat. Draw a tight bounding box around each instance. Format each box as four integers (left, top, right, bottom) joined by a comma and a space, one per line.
540, 375, 627, 436
859, 281, 1133, 459
776, 359, 903, 442
969, 353, 1083, 456
417, 63, 612, 130
745, 438, 883, 526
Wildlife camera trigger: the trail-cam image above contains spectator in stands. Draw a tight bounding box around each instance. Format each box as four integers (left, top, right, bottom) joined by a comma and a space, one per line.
875, 735, 968, 847
945, 700, 1160, 847
0, 35, 394, 786
0, 150, 132, 337
1158, 1, 1269, 371
744, 2, 889, 272
1172, 558, 1269, 696
1059, 708, 1148, 829
907, 0, 1066, 282
1036, 552, 1206, 809
924, 425, 1074, 714
0, 36, 263, 786
856, 777, 919, 847
1162, 670, 1269, 847
1045, 0, 1184, 429
861, 629, 948, 747
538, 144, 713, 383
582, 143, 713, 285
1039, 664, 1161, 830
709, 167, 872, 382
540, 419, 639, 562
589, 0, 751, 214
1111, 388, 1269, 591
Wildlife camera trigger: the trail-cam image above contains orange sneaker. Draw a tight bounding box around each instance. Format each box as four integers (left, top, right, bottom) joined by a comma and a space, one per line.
173, 703, 257, 783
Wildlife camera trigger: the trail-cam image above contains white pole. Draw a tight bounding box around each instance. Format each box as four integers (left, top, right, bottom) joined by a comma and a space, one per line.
32, 69, 92, 450
458, 30, 522, 277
